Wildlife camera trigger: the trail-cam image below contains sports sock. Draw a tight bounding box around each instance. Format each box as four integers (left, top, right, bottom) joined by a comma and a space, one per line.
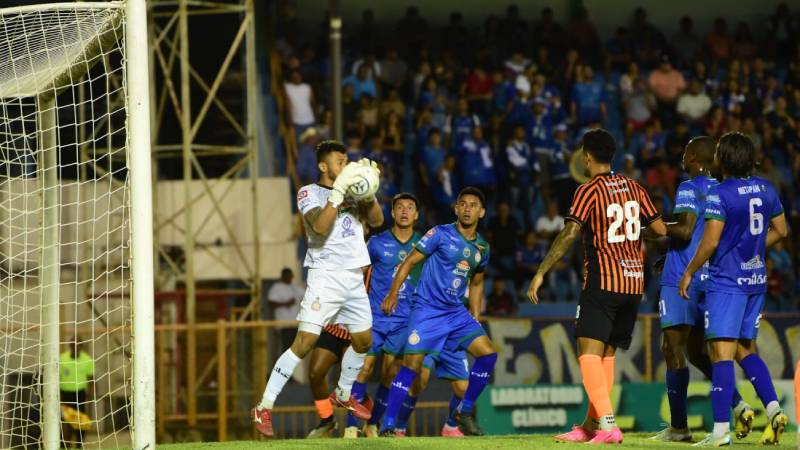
599, 415, 617, 431
579, 354, 612, 421
711, 360, 735, 437
367, 383, 389, 426
381, 366, 417, 430
336, 347, 366, 401
666, 368, 690, 429
585, 356, 615, 423
446, 394, 461, 427
396, 395, 418, 430
258, 348, 302, 409
314, 398, 333, 419
458, 353, 498, 414
694, 352, 743, 408
739, 354, 779, 413
345, 381, 367, 427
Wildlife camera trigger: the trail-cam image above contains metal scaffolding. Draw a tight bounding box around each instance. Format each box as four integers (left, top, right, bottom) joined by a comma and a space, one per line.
147, 0, 261, 428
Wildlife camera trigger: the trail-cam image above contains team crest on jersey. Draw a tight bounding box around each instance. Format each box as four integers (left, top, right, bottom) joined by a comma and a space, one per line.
425, 228, 436, 237
463, 248, 471, 258
452, 260, 470, 276
311, 298, 321, 311
398, 250, 408, 261
408, 329, 421, 345
474, 251, 481, 263
452, 278, 462, 289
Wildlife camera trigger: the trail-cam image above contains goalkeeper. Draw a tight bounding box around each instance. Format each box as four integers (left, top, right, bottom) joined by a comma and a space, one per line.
60, 338, 94, 446
252, 140, 383, 438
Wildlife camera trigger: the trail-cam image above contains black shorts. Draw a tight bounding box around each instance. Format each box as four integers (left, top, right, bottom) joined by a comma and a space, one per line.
575, 288, 641, 350
60, 389, 87, 411
315, 329, 351, 360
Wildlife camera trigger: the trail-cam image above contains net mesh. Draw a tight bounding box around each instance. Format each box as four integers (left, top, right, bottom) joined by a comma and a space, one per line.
0, 3, 132, 448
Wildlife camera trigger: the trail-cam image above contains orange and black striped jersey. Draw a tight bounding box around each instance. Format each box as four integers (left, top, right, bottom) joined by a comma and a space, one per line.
323, 324, 351, 341
566, 172, 660, 295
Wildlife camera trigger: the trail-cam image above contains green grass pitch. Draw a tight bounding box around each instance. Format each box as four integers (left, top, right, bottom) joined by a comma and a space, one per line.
161, 432, 798, 449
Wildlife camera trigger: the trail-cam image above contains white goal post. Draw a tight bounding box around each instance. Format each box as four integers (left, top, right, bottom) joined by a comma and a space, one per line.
0, 1, 154, 449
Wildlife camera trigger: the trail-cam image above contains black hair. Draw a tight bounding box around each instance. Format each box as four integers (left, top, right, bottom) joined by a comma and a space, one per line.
687, 136, 716, 165
280, 267, 293, 277
392, 192, 419, 209
316, 140, 346, 163
581, 128, 616, 164
457, 187, 486, 207
718, 132, 755, 177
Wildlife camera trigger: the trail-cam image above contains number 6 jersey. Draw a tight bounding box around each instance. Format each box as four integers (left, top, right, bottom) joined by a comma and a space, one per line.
566, 172, 660, 294
703, 176, 783, 294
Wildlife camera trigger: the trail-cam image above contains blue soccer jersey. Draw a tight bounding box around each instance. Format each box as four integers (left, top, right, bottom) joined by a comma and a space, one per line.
704, 177, 784, 294
367, 230, 422, 323
661, 175, 718, 288
413, 224, 490, 310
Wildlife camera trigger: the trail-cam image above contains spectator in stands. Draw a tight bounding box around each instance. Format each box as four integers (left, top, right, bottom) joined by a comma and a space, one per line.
757, 155, 786, 198
357, 93, 379, 136
567, 7, 602, 66
619, 61, 641, 98
284, 71, 316, 138
732, 22, 758, 60
267, 268, 304, 322
499, 4, 529, 51
705, 105, 728, 138
379, 110, 404, 152
549, 124, 576, 214
677, 78, 712, 129
345, 132, 364, 161
444, 98, 481, 149
487, 201, 521, 277
342, 83, 360, 134
380, 87, 406, 120
485, 278, 517, 316
352, 51, 381, 81
766, 3, 797, 61
455, 126, 496, 204
645, 157, 678, 195
547, 252, 580, 302
396, 6, 429, 58
343, 64, 378, 101
705, 17, 733, 61
606, 27, 633, 73
506, 125, 535, 224
533, 7, 566, 57
432, 154, 457, 222
535, 201, 564, 241
665, 120, 691, 166
515, 230, 546, 292
419, 128, 445, 187
443, 12, 471, 60
296, 127, 320, 186
504, 50, 531, 75
622, 153, 643, 182
630, 7, 667, 69
465, 66, 494, 118
671, 16, 702, 68
622, 77, 656, 140
571, 65, 607, 126
352, 9, 380, 53
648, 55, 686, 127
380, 48, 408, 91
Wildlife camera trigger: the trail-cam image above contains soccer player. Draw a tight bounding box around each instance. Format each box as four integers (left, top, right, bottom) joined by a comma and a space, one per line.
379, 187, 497, 436
252, 140, 383, 437
528, 129, 667, 444
679, 132, 789, 446
306, 324, 355, 438
651, 136, 754, 442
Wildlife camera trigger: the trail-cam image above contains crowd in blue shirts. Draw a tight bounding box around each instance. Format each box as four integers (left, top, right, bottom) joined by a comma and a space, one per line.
280, 4, 799, 311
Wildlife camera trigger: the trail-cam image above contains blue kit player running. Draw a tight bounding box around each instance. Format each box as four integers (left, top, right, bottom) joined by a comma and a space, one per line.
380, 187, 497, 437
680, 132, 789, 446
651, 137, 753, 442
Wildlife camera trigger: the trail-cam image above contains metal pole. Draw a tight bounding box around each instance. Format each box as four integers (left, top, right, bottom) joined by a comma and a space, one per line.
126, 0, 157, 448
329, 0, 342, 141
39, 98, 60, 450
178, 0, 198, 427
245, 0, 261, 311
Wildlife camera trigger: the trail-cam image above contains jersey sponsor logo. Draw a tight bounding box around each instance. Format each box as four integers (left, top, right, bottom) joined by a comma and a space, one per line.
383, 251, 394, 257
706, 207, 722, 216
449, 244, 459, 251
706, 194, 721, 203
452, 278, 462, 289
407, 329, 421, 345
737, 274, 767, 286
623, 269, 644, 279
453, 260, 471, 276
740, 255, 764, 270
475, 251, 481, 263
677, 190, 696, 199
607, 187, 630, 195
620, 259, 643, 268
398, 250, 408, 260
737, 185, 763, 195
311, 298, 322, 311
425, 228, 436, 237
463, 248, 471, 258
297, 189, 309, 200
341, 216, 356, 238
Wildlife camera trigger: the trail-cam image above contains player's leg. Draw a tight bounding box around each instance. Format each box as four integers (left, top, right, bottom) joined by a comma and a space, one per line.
346, 326, 387, 434
697, 291, 749, 446
394, 364, 431, 437
365, 353, 399, 434
454, 311, 497, 436
734, 294, 787, 445
381, 353, 426, 434
307, 335, 345, 438
435, 350, 470, 437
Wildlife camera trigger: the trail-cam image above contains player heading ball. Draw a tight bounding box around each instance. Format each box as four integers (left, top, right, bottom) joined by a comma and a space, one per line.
252, 139, 384, 438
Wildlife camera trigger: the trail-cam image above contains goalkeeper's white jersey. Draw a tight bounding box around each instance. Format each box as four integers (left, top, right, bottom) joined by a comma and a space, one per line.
297, 183, 370, 270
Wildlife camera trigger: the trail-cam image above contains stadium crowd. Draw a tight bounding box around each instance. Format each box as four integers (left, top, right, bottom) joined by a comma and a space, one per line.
274, 3, 800, 312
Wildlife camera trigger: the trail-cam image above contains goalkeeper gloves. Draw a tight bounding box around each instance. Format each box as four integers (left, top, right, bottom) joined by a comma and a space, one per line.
328, 162, 360, 208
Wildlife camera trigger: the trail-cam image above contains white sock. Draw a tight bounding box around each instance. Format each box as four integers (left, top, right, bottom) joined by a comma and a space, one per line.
258, 349, 302, 409
599, 415, 616, 431
336, 346, 366, 401
765, 400, 780, 419
713, 422, 730, 438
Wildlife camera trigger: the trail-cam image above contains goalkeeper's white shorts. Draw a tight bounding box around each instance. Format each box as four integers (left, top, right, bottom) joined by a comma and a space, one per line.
296, 268, 372, 334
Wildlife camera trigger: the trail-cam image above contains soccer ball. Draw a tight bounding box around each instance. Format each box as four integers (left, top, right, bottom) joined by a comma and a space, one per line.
348, 165, 380, 201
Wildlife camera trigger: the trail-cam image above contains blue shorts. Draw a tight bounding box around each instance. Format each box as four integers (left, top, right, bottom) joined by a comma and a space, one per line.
369, 319, 407, 356
404, 304, 485, 356
703, 291, 764, 340
658, 285, 702, 329
423, 343, 469, 381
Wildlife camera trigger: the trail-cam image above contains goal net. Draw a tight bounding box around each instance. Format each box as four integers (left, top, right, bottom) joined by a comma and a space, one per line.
0, 2, 150, 448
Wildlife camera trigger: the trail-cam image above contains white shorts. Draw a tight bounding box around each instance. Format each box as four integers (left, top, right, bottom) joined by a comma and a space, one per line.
296, 268, 372, 333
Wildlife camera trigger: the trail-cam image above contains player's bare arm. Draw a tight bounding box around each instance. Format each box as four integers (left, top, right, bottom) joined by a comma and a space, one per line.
302, 204, 339, 237
527, 221, 581, 304
358, 198, 384, 228
643, 217, 668, 239
679, 219, 724, 299
765, 213, 788, 248
381, 249, 426, 315
468, 271, 485, 320
666, 212, 697, 242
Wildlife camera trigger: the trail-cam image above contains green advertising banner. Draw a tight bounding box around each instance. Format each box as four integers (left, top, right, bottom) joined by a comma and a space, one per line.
476, 381, 797, 435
